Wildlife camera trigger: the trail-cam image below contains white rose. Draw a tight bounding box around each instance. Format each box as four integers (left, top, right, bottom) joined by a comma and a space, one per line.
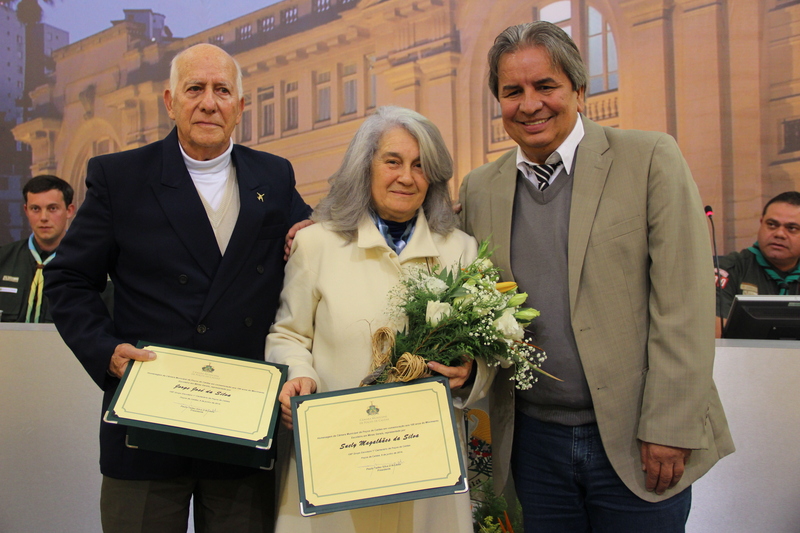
493, 308, 524, 341
426, 301, 453, 326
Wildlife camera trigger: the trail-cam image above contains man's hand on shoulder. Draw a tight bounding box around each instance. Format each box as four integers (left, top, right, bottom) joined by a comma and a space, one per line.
109, 343, 156, 379
640, 441, 692, 495
284, 219, 314, 261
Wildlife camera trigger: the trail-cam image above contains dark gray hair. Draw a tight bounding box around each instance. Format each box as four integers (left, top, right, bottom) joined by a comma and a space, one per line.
169, 43, 243, 97
23, 174, 73, 206
313, 106, 457, 241
763, 191, 800, 216
488, 21, 588, 100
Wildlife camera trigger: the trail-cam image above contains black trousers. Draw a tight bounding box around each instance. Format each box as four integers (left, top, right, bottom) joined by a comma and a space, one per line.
100, 471, 275, 533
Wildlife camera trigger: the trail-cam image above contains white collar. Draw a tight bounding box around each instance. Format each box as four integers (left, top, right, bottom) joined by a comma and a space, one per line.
515, 114, 585, 175
179, 139, 234, 175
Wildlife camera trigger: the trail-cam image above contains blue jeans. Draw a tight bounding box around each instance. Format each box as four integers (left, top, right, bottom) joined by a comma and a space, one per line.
511, 413, 691, 533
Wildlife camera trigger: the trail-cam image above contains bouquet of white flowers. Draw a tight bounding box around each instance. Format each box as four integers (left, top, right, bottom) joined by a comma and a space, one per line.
361, 240, 556, 390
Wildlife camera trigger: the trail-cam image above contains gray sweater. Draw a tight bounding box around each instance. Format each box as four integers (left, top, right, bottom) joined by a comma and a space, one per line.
511, 167, 595, 426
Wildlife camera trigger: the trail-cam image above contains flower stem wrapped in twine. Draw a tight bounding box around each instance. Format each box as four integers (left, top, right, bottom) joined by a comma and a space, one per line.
359, 326, 431, 386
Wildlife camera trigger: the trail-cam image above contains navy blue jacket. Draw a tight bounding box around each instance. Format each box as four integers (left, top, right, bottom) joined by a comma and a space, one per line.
45, 128, 311, 479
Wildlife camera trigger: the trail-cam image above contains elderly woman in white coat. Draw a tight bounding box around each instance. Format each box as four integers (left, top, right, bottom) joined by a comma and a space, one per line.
265, 106, 492, 533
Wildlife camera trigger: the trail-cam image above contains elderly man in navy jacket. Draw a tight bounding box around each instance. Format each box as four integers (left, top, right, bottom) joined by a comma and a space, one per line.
45, 43, 310, 532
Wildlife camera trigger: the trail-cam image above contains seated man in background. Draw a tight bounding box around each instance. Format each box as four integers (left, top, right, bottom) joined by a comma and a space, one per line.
0, 175, 75, 322
715, 191, 800, 336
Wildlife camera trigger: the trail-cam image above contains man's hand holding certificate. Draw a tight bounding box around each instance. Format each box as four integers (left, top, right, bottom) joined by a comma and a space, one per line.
105, 344, 286, 464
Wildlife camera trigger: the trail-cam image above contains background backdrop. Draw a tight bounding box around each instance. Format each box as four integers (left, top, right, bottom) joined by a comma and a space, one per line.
0, 0, 790, 255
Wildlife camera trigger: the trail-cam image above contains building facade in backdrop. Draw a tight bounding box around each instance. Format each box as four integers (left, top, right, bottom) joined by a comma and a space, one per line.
10, 0, 794, 252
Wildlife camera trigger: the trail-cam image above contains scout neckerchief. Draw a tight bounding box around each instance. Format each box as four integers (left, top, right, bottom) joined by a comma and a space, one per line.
26, 234, 54, 323
747, 242, 800, 295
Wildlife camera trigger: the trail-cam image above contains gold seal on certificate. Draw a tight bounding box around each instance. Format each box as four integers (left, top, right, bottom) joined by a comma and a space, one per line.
292, 377, 467, 515
104, 343, 286, 468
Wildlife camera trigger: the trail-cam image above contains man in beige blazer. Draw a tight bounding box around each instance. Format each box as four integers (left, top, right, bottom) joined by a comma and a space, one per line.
459, 22, 733, 532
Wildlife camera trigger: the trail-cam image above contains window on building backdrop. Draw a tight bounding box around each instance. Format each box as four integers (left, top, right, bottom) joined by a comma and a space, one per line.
282, 7, 298, 25
316, 71, 331, 122
258, 86, 275, 138
489, 97, 509, 144
540, 0, 571, 32
71, 136, 120, 205
238, 93, 252, 143
315, 0, 331, 13
781, 118, 800, 154
284, 81, 299, 131
94, 138, 113, 156
587, 7, 618, 94
258, 16, 275, 33
236, 23, 252, 41
342, 63, 357, 116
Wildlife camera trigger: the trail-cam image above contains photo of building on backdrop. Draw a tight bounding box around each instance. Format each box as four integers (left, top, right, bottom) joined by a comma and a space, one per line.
0, 1, 790, 252
0, 1, 797, 533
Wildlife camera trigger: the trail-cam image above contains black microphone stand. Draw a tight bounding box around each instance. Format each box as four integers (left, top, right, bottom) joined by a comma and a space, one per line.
705, 206, 724, 336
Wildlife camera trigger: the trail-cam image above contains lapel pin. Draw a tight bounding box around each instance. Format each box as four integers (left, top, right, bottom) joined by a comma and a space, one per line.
256, 192, 265, 202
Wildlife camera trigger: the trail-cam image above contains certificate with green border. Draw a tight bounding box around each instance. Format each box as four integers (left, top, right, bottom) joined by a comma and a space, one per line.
292, 377, 467, 516
105, 343, 285, 452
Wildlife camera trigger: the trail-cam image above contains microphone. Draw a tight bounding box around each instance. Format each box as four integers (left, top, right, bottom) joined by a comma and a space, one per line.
705, 205, 724, 335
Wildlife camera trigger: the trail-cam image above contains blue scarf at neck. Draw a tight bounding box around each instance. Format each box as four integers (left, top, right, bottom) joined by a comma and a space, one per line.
370, 211, 417, 254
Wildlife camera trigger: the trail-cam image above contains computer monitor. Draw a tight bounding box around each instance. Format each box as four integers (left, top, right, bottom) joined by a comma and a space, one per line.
723, 295, 800, 340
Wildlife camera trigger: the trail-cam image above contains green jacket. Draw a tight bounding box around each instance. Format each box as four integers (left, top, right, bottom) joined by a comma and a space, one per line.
0, 238, 52, 322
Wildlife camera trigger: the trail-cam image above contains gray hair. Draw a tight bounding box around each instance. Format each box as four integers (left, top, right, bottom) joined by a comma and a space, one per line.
169, 43, 243, 97
313, 106, 457, 241
488, 21, 587, 100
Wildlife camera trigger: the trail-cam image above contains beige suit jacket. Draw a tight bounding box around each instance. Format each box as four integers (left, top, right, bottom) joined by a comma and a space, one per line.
459, 116, 734, 502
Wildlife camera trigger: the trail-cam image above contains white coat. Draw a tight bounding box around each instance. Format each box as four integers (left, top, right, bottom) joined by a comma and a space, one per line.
266, 211, 490, 533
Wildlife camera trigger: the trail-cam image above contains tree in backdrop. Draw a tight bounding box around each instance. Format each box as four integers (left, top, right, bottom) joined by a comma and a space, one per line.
0, 0, 59, 245
1, 0, 58, 119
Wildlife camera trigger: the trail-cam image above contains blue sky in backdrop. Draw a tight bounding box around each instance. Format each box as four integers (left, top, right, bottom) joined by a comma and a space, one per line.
41, 0, 282, 44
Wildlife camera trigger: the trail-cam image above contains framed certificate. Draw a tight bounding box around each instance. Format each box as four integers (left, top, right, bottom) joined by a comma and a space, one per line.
105, 343, 286, 469
292, 377, 467, 516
